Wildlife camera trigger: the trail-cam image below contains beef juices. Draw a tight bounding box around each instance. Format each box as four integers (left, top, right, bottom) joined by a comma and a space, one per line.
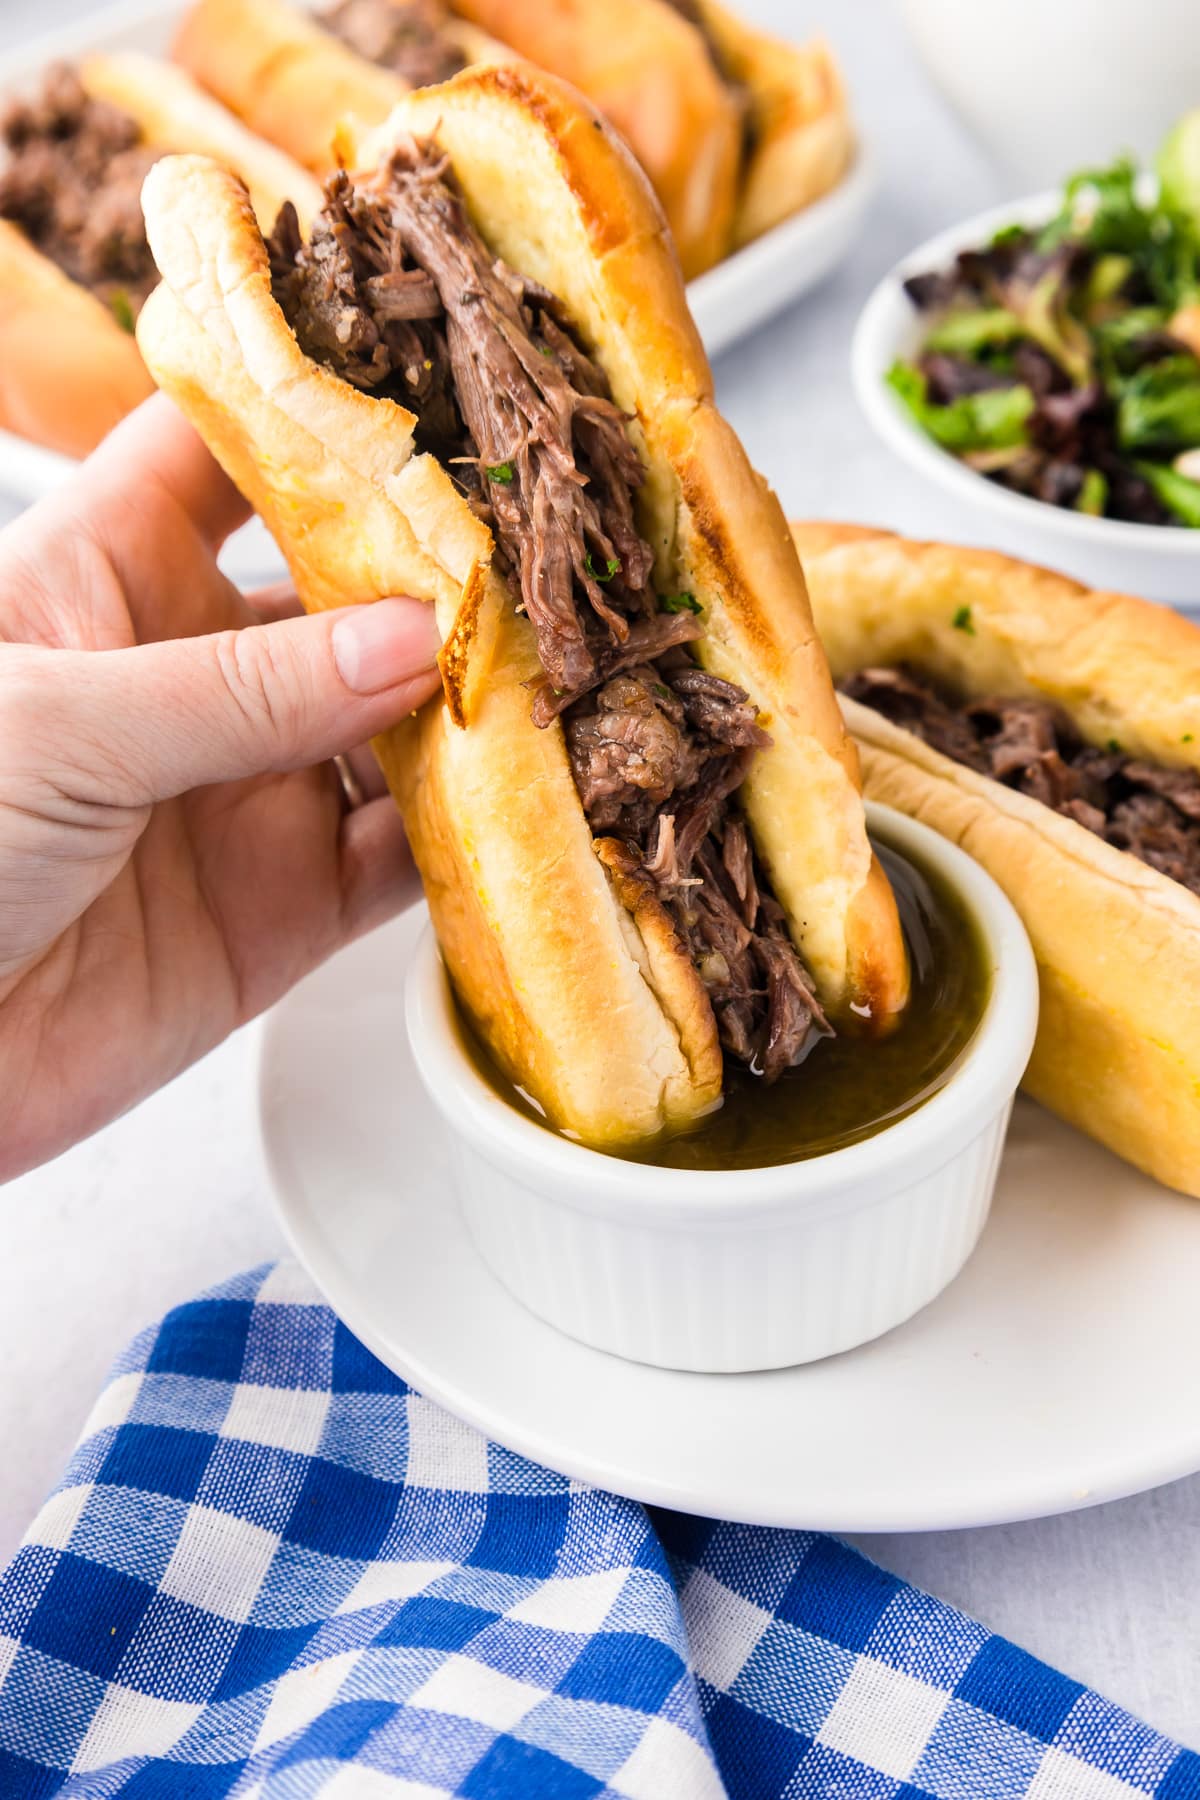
269, 145, 830, 1079
461, 826, 990, 1169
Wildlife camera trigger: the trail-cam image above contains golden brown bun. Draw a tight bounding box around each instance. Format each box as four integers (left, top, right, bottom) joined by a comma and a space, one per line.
172, 0, 417, 173
81, 52, 323, 227
172, 0, 850, 270
174, 0, 738, 276
792, 521, 1200, 1197
0, 55, 318, 460
137, 66, 906, 1146
0, 220, 154, 457
448, 0, 741, 277
690, 9, 853, 248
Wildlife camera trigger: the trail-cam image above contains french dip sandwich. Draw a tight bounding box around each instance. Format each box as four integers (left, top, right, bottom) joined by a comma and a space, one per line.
136, 65, 908, 1148
0, 56, 320, 457
794, 522, 1200, 1196
171, 0, 850, 277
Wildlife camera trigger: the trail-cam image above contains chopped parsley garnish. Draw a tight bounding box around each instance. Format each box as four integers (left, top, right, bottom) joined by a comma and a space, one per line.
952, 605, 976, 634
652, 683, 672, 700
486, 461, 514, 484
662, 591, 703, 615
109, 290, 135, 334
1107, 737, 1123, 753
1185, 733, 1195, 743
585, 553, 620, 582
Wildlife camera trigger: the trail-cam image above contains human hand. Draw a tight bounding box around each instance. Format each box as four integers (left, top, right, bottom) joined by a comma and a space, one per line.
0, 396, 441, 1182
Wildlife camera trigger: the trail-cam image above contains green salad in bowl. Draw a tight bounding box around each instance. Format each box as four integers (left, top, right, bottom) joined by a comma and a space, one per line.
888, 112, 1200, 528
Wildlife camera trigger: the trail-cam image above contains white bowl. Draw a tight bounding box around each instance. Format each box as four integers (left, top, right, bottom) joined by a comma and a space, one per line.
403, 802, 1038, 1373
899, 0, 1200, 187
852, 192, 1200, 608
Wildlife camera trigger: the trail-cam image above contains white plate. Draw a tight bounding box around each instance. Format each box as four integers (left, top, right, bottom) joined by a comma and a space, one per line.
852, 193, 1200, 608
259, 905, 1200, 1533
0, 0, 872, 516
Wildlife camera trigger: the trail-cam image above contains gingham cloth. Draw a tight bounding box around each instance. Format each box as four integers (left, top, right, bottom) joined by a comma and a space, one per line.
0, 1265, 1194, 1798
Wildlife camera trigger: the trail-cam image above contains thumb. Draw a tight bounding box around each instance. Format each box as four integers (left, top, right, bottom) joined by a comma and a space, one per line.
13, 600, 442, 806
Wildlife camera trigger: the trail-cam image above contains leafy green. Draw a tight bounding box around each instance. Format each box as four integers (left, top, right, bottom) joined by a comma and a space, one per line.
662, 590, 702, 615
485, 461, 514, 483
1013, 263, 1093, 384
1076, 469, 1108, 515
886, 361, 1035, 452
584, 553, 620, 582
1093, 306, 1170, 377
952, 605, 976, 634
1117, 357, 1200, 451
1134, 459, 1200, 525
109, 290, 135, 334
1082, 253, 1134, 312
1042, 154, 1200, 311
925, 307, 1023, 354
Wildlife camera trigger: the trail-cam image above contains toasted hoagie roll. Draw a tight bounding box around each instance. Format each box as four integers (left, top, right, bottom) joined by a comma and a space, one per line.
172, 0, 505, 191
678, 6, 853, 249
0, 55, 320, 458
136, 67, 907, 1147
793, 521, 1200, 1197
0, 219, 153, 459
173, 0, 739, 278
442, 0, 742, 276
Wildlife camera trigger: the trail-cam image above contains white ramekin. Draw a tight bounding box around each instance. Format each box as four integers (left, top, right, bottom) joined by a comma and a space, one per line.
404, 803, 1038, 1372
853, 193, 1200, 609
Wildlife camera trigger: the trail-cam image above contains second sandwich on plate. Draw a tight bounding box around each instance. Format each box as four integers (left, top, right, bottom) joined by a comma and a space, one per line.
795, 522, 1200, 1197
0, 54, 320, 458
136, 63, 909, 1150
172, 0, 852, 277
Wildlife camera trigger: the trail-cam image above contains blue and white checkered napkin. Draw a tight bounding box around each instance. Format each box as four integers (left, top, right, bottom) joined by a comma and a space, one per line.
0, 1264, 1195, 1799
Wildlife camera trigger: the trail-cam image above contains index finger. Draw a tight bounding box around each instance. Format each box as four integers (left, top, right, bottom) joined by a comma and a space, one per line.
80, 392, 253, 550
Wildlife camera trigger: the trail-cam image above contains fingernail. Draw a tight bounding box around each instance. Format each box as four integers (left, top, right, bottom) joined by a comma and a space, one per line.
332, 599, 440, 694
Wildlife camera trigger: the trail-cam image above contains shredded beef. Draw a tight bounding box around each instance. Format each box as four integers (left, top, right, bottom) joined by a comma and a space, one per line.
844, 664, 1200, 896
268, 176, 461, 452
323, 0, 466, 88
0, 64, 160, 318
269, 148, 828, 1079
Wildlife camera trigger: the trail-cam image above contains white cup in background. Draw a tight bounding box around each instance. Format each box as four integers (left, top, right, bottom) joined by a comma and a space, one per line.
899, 0, 1200, 185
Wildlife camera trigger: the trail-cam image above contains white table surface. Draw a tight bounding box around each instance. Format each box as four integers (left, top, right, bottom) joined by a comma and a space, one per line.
3, 0, 1200, 1754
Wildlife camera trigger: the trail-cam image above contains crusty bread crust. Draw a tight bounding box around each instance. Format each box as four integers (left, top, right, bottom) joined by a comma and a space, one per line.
172, 0, 851, 272
0, 54, 318, 460
0, 220, 153, 457
448, 0, 740, 277
175, 0, 738, 277
691, 9, 853, 249
82, 52, 323, 227
174, 0, 741, 276
137, 67, 905, 1145
792, 521, 1200, 1196
172, 0, 422, 174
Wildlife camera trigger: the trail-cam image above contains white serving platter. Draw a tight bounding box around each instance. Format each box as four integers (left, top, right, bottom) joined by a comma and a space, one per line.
259, 903, 1200, 1534
0, 0, 873, 530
